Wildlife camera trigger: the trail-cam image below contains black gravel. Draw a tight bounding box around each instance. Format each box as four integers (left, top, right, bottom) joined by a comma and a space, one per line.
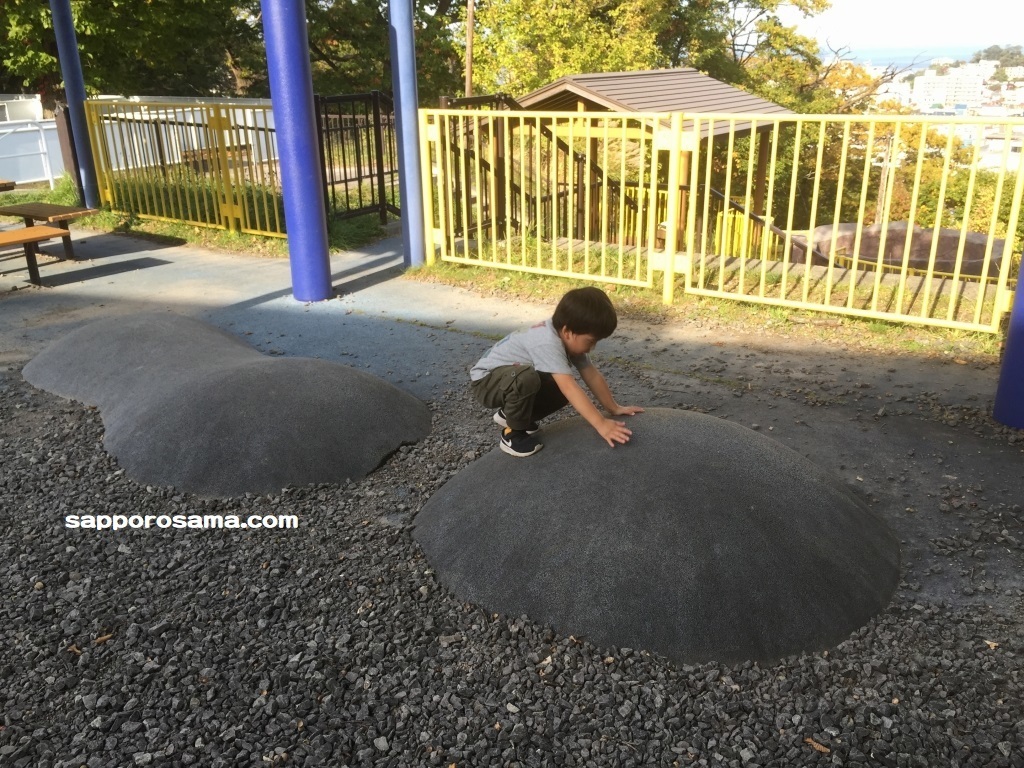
1, 366, 1023, 768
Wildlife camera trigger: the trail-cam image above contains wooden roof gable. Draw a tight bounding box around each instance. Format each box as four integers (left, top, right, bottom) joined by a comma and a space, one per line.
518, 69, 793, 116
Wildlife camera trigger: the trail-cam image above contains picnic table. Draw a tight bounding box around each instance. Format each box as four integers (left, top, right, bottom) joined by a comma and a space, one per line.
0, 202, 98, 260
0, 180, 15, 192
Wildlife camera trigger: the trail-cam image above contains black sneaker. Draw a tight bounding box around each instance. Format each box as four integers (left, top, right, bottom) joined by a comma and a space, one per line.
499, 428, 543, 457
493, 408, 540, 434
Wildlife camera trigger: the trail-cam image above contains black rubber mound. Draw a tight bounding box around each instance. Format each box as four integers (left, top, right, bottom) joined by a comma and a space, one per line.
413, 408, 900, 665
23, 313, 432, 497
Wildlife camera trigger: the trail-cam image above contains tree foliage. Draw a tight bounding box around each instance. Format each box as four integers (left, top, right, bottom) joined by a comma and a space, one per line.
299, 0, 461, 102
1, 0, 253, 105
469, 0, 671, 95
0, 0, 461, 108
971, 45, 1024, 67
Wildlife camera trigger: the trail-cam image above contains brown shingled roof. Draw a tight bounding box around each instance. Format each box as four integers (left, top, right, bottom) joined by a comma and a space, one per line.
518, 69, 793, 116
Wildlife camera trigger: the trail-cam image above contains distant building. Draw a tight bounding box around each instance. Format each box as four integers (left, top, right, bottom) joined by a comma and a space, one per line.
912, 68, 986, 109
873, 79, 913, 107
978, 128, 1023, 172
966, 60, 1001, 79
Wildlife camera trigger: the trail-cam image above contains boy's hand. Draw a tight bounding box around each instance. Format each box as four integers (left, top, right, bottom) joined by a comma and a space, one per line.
609, 404, 644, 417
598, 418, 633, 447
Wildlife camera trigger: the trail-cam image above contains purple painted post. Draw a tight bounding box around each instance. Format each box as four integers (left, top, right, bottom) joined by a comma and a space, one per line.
389, 0, 425, 267
48, 0, 99, 208
260, 0, 332, 301
993, 280, 1024, 428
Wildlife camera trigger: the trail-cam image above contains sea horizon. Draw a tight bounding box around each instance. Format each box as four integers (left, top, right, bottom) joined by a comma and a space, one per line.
845, 44, 997, 70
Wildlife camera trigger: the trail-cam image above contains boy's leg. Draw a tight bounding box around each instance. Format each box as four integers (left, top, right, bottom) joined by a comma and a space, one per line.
470, 365, 542, 431
530, 371, 569, 422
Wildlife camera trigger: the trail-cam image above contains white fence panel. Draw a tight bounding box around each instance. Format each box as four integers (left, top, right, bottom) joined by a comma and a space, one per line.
0, 119, 65, 187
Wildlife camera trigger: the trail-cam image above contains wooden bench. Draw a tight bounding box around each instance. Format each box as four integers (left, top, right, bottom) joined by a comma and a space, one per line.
0, 226, 71, 285
0, 202, 97, 260
0, 179, 15, 192
181, 145, 251, 173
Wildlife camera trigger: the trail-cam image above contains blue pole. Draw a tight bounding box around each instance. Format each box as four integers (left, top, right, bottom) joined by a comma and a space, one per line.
260, 0, 332, 301
48, 0, 99, 208
389, 0, 426, 267
994, 281, 1024, 429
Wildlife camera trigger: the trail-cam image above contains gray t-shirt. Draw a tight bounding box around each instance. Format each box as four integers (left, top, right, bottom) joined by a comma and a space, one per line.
470, 318, 591, 381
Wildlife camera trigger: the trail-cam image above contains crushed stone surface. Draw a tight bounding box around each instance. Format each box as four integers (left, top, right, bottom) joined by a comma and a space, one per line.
2, 327, 1023, 766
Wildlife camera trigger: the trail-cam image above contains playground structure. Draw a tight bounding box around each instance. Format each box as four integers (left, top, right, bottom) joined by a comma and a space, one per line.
6, 0, 1018, 680
415, 409, 901, 665
23, 314, 432, 497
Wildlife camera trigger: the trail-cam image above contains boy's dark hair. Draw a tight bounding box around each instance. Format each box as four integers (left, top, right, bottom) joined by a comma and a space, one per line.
552, 286, 617, 339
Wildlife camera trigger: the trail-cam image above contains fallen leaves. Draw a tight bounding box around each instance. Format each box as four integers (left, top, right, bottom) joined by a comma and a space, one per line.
804, 737, 831, 754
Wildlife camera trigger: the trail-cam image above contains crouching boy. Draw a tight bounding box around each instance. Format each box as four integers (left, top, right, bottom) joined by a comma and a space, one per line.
470, 286, 644, 457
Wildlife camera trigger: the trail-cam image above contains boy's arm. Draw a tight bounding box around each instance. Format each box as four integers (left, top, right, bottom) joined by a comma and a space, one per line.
551, 373, 634, 447
579, 365, 645, 417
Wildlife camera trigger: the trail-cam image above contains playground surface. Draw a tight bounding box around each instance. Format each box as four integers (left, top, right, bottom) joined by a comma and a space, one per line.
0, 229, 1022, 766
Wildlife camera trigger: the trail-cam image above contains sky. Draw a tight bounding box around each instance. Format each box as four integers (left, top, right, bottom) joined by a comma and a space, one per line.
775, 0, 1018, 55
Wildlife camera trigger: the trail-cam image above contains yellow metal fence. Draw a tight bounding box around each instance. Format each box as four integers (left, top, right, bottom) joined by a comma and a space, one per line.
420, 108, 1024, 332
85, 99, 285, 237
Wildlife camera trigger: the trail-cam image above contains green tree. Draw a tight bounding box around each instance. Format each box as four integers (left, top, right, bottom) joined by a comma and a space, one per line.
470, 0, 672, 95
301, 0, 462, 103
1, 1, 462, 107
971, 45, 1024, 67
657, 0, 826, 88
1, 0, 254, 106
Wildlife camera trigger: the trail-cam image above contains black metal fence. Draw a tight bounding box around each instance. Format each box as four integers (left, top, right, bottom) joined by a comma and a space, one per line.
314, 91, 400, 224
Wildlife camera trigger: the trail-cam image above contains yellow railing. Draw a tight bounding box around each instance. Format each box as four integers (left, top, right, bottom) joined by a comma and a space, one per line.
85, 98, 285, 237
420, 108, 1024, 332
419, 109, 664, 287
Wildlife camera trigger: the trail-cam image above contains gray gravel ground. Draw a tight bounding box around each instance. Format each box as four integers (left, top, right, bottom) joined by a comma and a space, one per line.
1, 232, 1023, 767
2, 324, 1023, 768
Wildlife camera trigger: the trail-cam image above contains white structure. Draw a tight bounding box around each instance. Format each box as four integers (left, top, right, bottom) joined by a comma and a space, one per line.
0, 95, 64, 186
912, 68, 986, 109
0, 94, 44, 122
965, 60, 1001, 80
979, 128, 1023, 172
873, 78, 913, 108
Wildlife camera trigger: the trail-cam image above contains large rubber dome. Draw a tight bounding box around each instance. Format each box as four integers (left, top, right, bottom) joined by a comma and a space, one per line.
414, 408, 900, 665
23, 313, 432, 497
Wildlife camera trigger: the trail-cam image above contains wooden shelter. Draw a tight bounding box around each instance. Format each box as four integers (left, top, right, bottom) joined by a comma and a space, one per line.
518, 69, 793, 216
431, 69, 797, 273
518, 69, 791, 122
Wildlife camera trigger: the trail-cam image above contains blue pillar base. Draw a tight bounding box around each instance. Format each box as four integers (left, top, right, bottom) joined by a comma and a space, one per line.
993, 283, 1024, 429
261, 0, 333, 302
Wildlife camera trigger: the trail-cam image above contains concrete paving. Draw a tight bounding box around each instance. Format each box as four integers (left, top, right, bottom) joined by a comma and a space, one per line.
0, 229, 542, 402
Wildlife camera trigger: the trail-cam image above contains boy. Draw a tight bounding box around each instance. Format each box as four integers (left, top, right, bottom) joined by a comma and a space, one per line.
470, 286, 644, 457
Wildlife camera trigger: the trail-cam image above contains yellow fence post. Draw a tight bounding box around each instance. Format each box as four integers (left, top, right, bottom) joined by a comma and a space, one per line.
993, 152, 1024, 329
418, 109, 437, 266
208, 107, 241, 232
662, 112, 684, 305
83, 102, 110, 206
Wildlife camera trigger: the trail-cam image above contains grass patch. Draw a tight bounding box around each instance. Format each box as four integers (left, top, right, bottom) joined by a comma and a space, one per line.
407, 258, 672, 323
408, 257, 1005, 366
